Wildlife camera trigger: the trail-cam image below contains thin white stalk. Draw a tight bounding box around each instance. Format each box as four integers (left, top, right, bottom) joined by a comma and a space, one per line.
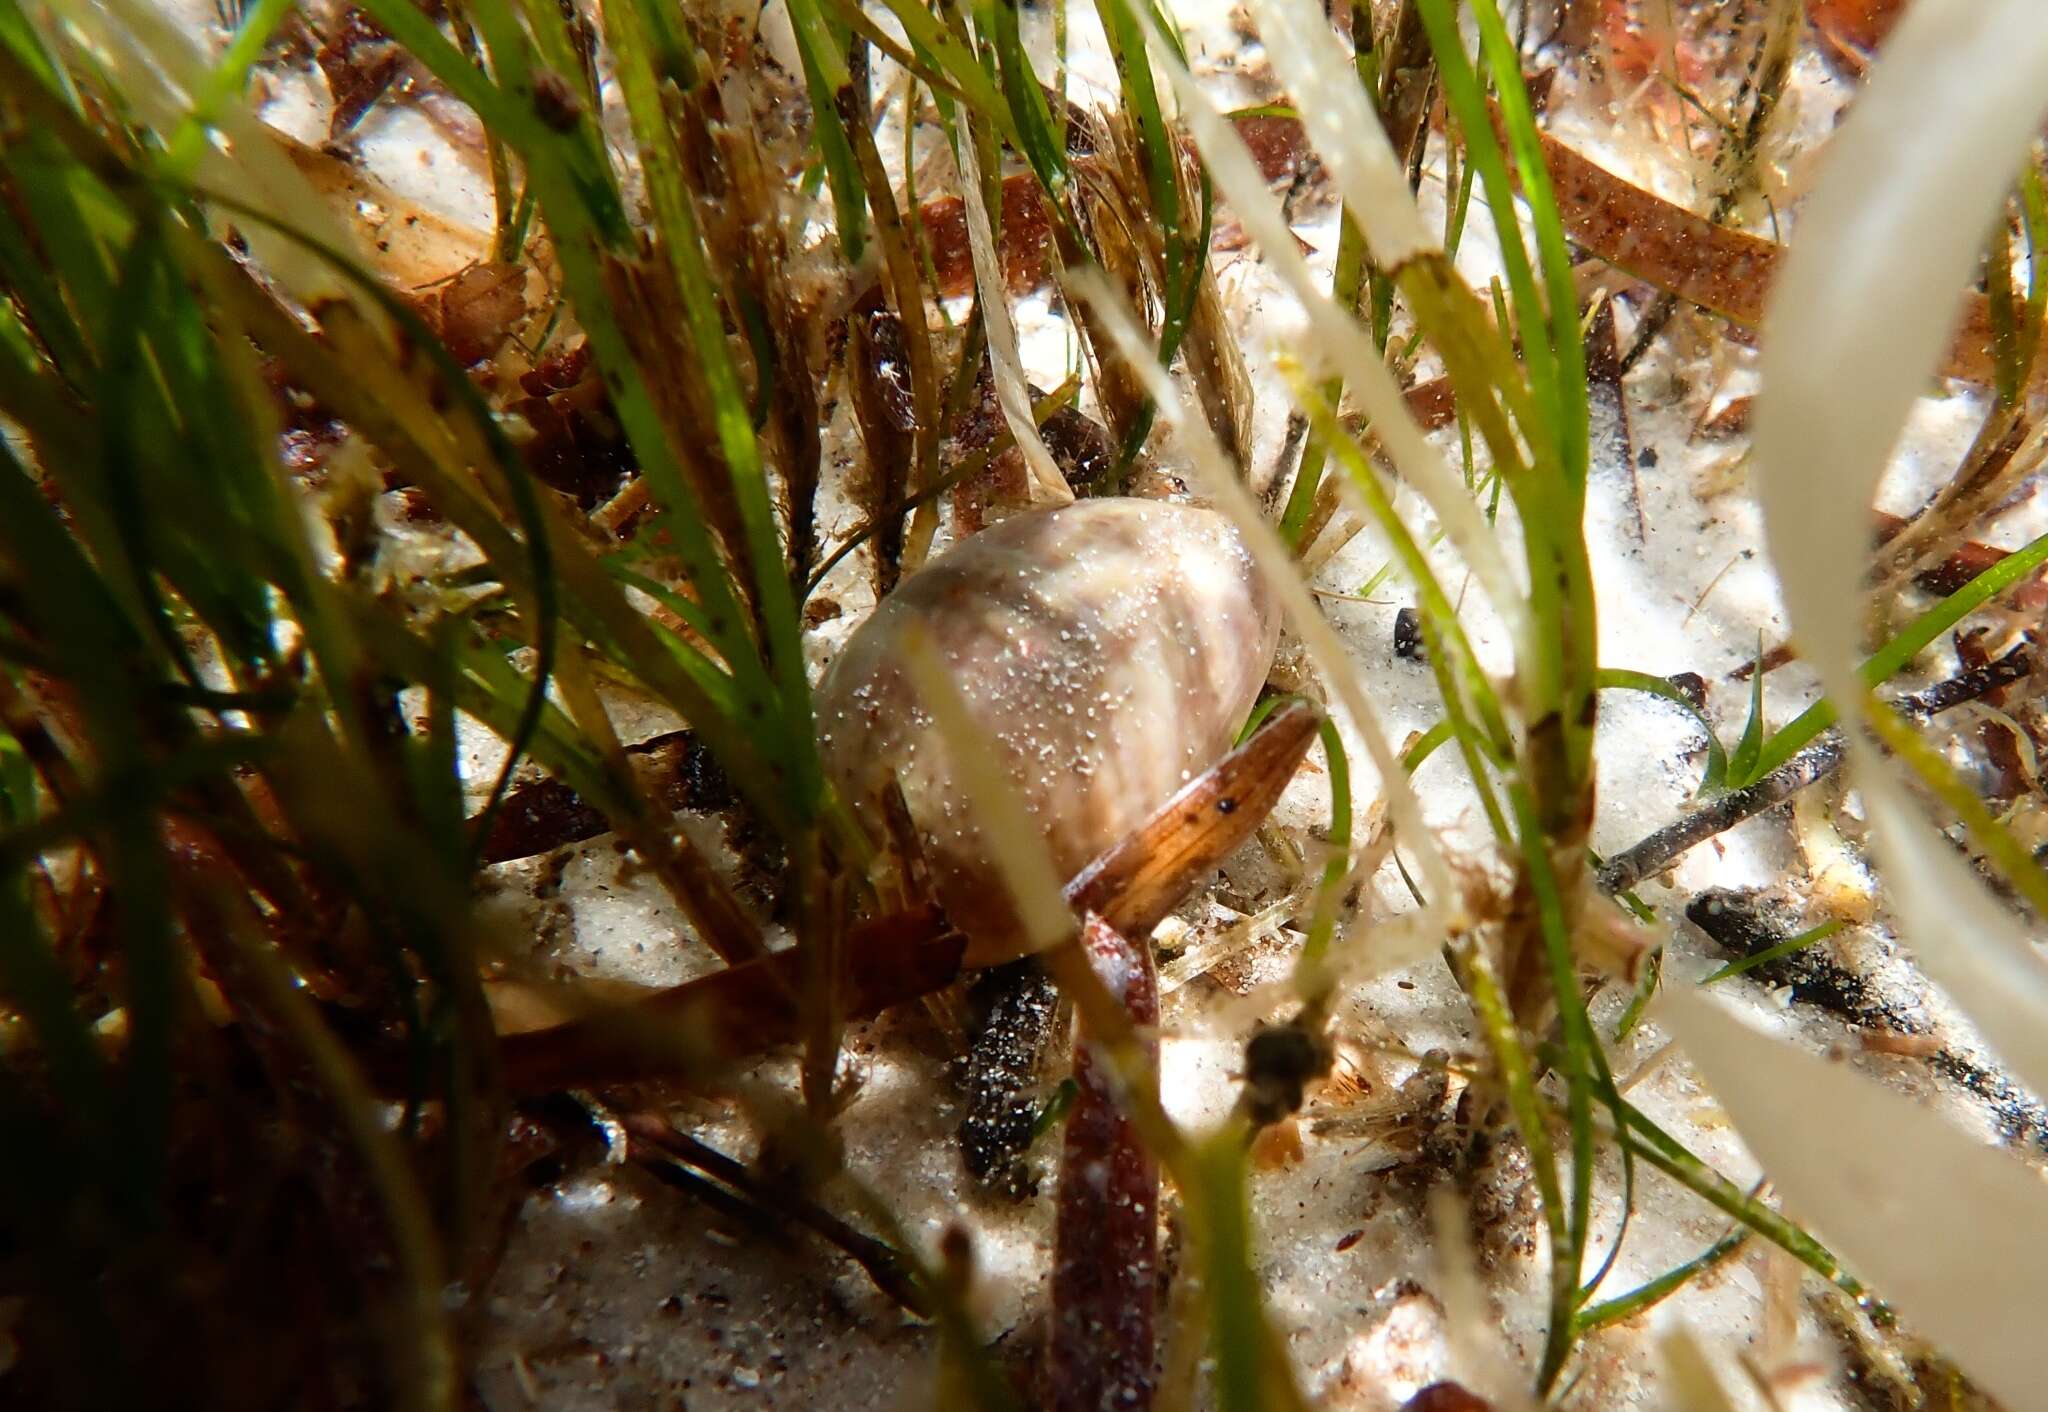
1133, 13, 1530, 648
1248, 0, 1433, 268
1072, 269, 1456, 916
1199, 911, 1468, 1037
954, 125, 1072, 507
1656, 1325, 1741, 1412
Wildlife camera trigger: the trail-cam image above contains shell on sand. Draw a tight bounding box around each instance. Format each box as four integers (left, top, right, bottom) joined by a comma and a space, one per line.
817, 498, 1280, 966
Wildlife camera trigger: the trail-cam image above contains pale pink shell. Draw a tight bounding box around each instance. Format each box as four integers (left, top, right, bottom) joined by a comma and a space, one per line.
817, 498, 1280, 966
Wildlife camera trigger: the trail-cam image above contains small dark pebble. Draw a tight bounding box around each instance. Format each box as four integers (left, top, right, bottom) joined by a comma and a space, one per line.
1394, 606, 1426, 662
1242, 1022, 1330, 1126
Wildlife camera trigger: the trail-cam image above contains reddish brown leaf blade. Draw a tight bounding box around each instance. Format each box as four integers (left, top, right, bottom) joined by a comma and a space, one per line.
1048, 913, 1160, 1412
1402, 374, 1457, 431
1068, 698, 1318, 939
1527, 121, 2010, 387
846, 283, 917, 597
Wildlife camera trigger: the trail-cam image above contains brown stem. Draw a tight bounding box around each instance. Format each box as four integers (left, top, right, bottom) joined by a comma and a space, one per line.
1048, 913, 1160, 1412
1595, 738, 1845, 899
